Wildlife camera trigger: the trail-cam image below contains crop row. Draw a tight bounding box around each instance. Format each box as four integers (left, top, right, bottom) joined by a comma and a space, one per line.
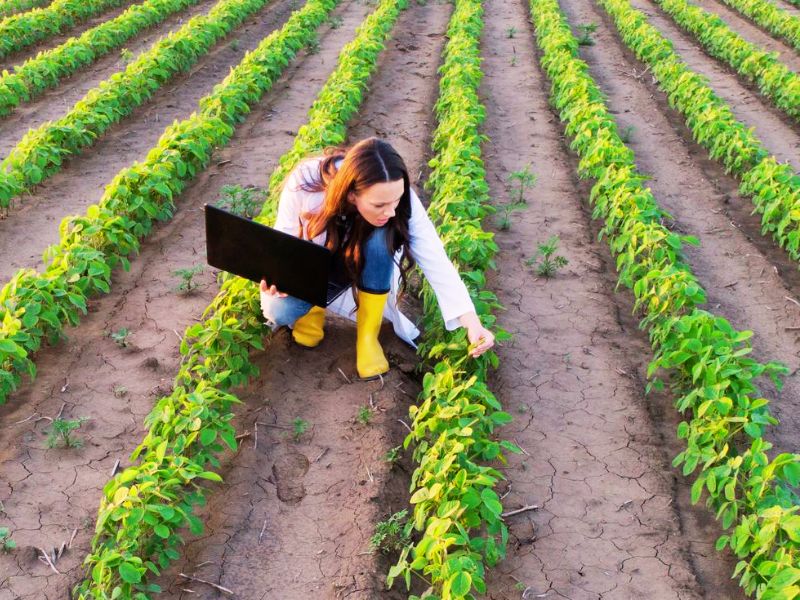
74, 0, 406, 596
384, 0, 516, 598
0, 0, 331, 405
0, 0, 48, 19
0, 0, 204, 118
597, 0, 800, 291
654, 0, 800, 123
531, 0, 800, 596
0, 0, 128, 59
715, 0, 800, 54
0, 0, 272, 210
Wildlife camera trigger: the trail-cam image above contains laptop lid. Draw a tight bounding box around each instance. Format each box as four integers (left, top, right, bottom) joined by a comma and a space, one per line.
205, 204, 346, 307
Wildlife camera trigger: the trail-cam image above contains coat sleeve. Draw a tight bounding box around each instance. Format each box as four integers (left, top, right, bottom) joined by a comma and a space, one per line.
273, 162, 312, 237
407, 187, 475, 331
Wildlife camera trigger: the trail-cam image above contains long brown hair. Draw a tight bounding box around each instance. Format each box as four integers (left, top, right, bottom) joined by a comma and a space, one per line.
287, 137, 416, 305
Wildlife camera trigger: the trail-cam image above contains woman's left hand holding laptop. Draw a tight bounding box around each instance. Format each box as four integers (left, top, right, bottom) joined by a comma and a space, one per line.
260, 278, 288, 298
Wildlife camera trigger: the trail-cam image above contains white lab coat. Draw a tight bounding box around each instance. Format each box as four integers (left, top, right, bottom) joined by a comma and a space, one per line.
260, 157, 475, 347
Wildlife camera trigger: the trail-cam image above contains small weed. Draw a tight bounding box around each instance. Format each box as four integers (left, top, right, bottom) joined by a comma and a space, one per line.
517, 404, 528, 414
526, 235, 569, 277
510, 55, 518, 67
415, 0, 428, 5
305, 34, 321, 54
46, 417, 89, 449
110, 327, 130, 348
292, 417, 309, 441
620, 125, 635, 143
174, 264, 204, 293
215, 184, 265, 219
113, 386, 128, 398
370, 510, 411, 554
328, 14, 343, 28
119, 48, 134, 64
0, 527, 15, 552
496, 201, 526, 231
230, 39, 241, 51
383, 445, 402, 466
515, 582, 527, 592
356, 405, 373, 425
576, 23, 598, 46
507, 26, 517, 38
507, 164, 537, 204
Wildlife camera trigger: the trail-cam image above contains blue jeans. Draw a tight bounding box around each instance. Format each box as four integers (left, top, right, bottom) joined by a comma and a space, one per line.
261, 226, 393, 329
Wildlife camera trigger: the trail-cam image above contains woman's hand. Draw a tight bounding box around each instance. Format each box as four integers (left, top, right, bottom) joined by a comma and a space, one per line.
260, 278, 288, 298
458, 311, 495, 358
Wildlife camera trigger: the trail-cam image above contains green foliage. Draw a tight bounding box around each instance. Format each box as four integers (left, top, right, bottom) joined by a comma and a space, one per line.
0, 0, 333, 405
0, 0, 49, 18
0, 526, 15, 552
328, 14, 343, 28
655, 0, 800, 124
715, 0, 800, 53
496, 201, 525, 231
292, 417, 309, 440
46, 416, 89, 448
370, 510, 411, 553
526, 235, 568, 277
119, 48, 134, 64
0, 0, 129, 60
506, 26, 516, 38
0, 0, 273, 211
506, 164, 536, 203
531, 0, 800, 596
0, 0, 203, 118
74, 0, 407, 596
383, 445, 402, 465
387, 1, 518, 598
173, 265, 203, 293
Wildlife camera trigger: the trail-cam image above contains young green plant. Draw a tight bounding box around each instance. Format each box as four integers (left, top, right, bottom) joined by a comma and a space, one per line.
47, 417, 89, 448
526, 235, 568, 277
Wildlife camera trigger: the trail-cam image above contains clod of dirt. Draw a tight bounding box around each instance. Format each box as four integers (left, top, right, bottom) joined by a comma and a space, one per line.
140, 356, 160, 370
271, 449, 309, 504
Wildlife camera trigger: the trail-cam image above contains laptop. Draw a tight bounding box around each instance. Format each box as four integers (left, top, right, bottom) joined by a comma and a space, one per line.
204, 204, 350, 307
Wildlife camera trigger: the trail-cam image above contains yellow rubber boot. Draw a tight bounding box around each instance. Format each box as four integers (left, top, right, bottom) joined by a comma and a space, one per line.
356, 290, 390, 379
292, 306, 325, 347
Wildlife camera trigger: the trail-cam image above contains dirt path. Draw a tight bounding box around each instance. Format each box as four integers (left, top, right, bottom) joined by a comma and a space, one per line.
691, 0, 800, 72
0, 1, 382, 597
478, 0, 746, 598
0, 0, 225, 157
148, 2, 453, 598
0, 0, 299, 284
0, 2, 136, 74
621, 0, 800, 172
569, 0, 800, 455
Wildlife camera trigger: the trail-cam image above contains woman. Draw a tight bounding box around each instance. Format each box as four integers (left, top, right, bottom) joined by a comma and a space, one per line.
260, 137, 494, 380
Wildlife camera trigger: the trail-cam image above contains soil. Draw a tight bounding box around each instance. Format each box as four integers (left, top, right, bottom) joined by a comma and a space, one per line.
1, 0, 799, 598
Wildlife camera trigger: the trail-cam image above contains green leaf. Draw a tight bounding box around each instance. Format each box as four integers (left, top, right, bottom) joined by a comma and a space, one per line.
118, 562, 142, 584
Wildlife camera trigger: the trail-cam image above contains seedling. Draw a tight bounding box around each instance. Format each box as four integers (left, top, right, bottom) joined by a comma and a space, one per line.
576, 23, 598, 46
383, 445, 402, 466
356, 405, 373, 425
507, 164, 537, 203
526, 235, 569, 277
370, 510, 410, 554
515, 581, 527, 592
230, 39, 241, 51
510, 55, 518, 67
292, 417, 309, 441
46, 417, 89, 449
328, 14, 343, 28
507, 26, 517, 38
214, 184, 265, 219
110, 327, 130, 348
0, 527, 15, 553
620, 125, 635, 143
113, 386, 128, 398
119, 48, 134, 64
496, 201, 526, 231
173, 264, 204, 293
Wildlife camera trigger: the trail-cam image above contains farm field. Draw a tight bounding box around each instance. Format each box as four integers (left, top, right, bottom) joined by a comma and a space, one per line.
0, 0, 800, 597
